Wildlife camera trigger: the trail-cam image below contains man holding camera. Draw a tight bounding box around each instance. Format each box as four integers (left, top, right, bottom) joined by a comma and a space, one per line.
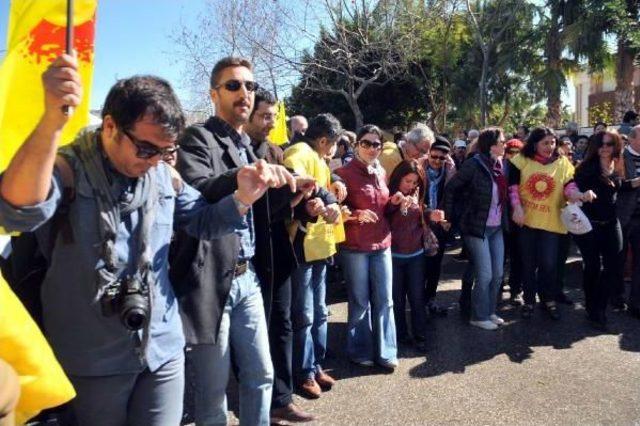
0, 53, 298, 425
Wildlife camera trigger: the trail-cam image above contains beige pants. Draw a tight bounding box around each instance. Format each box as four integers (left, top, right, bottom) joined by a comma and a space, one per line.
0, 358, 20, 426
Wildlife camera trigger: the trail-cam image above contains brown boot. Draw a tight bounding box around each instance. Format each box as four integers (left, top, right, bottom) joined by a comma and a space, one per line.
270, 402, 316, 424
298, 377, 321, 399
315, 368, 336, 390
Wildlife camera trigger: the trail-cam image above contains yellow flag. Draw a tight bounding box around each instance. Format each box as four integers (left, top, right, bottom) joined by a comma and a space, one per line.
0, 0, 98, 172
268, 101, 289, 145
0, 257, 76, 424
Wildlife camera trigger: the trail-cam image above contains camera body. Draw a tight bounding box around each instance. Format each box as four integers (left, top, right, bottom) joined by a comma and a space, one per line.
100, 275, 150, 331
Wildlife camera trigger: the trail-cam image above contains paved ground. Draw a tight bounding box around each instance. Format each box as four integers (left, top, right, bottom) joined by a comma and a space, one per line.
223, 246, 640, 425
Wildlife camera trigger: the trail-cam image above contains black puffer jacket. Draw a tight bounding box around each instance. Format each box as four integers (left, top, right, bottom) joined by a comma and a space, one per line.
443, 154, 508, 238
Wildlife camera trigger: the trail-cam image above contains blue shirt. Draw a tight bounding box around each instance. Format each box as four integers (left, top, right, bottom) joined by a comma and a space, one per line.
0, 153, 246, 376
234, 138, 256, 261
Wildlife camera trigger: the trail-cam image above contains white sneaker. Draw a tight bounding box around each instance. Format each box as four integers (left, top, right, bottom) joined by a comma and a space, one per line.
470, 320, 499, 330
489, 314, 505, 325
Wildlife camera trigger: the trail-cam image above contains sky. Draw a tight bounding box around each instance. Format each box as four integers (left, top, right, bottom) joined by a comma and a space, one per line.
0, 0, 576, 117
0, 0, 202, 110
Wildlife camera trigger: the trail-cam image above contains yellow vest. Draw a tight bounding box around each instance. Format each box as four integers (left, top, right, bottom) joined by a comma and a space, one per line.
379, 142, 403, 179
510, 154, 575, 234
283, 143, 345, 260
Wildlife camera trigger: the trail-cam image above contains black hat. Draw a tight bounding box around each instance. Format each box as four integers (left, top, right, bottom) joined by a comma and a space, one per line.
431, 136, 451, 153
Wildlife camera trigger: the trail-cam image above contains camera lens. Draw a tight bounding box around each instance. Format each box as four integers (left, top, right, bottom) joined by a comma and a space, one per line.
122, 306, 147, 331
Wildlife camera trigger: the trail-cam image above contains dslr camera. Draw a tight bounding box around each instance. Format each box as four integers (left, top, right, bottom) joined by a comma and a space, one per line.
100, 275, 150, 331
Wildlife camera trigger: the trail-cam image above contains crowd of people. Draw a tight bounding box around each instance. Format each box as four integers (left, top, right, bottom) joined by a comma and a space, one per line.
1, 52, 640, 426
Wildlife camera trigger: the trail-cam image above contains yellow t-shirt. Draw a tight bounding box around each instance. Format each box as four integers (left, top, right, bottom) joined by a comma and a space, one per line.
510, 154, 575, 234
379, 142, 403, 179
283, 142, 331, 188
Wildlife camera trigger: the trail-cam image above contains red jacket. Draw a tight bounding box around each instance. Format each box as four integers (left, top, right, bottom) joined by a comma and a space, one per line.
335, 159, 391, 252
386, 203, 426, 255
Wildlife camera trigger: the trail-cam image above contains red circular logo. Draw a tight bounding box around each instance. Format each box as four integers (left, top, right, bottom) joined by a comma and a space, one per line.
525, 173, 555, 200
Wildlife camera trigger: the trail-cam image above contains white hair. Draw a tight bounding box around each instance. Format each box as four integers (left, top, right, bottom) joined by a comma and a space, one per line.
406, 123, 435, 146
467, 129, 480, 140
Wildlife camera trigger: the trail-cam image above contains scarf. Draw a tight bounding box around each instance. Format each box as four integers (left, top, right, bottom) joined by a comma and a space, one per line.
426, 166, 444, 209
478, 154, 507, 206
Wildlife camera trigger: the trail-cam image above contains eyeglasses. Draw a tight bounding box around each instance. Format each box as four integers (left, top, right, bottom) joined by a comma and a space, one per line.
123, 129, 179, 161
430, 155, 446, 161
359, 139, 382, 150
215, 79, 259, 92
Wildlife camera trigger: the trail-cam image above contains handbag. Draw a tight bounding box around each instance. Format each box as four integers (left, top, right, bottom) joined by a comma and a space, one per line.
419, 205, 439, 256
303, 216, 344, 262
560, 202, 592, 235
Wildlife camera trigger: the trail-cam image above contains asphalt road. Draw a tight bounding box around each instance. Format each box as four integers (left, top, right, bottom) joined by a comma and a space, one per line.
222, 246, 640, 425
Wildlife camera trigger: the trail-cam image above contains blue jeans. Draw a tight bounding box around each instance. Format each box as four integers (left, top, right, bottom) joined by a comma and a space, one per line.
519, 227, 560, 305
291, 261, 328, 380
464, 226, 504, 321
392, 253, 427, 341
186, 267, 273, 426
340, 247, 397, 364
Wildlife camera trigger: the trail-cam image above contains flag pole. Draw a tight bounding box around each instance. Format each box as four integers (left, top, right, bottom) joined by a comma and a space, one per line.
62, 0, 74, 116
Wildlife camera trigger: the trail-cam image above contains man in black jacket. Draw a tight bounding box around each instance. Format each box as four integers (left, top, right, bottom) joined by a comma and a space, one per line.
170, 57, 316, 425
245, 88, 316, 422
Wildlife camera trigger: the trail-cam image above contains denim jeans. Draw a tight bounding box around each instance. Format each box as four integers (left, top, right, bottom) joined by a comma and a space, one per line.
519, 226, 560, 305
186, 267, 273, 426
464, 226, 504, 321
392, 253, 427, 341
70, 352, 184, 426
339, 247, 397, 364
291, 261, 328, 381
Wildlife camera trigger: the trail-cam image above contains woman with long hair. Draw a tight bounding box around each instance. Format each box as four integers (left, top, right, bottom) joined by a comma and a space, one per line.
573, 130, 640, 329
508, 127, 592, 320
444, 128, 508, 330
387, 160, 428, 351
335, 125, 398, 371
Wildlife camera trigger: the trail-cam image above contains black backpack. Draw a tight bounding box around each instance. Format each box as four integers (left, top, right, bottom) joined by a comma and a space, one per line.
0, 156, 75, 327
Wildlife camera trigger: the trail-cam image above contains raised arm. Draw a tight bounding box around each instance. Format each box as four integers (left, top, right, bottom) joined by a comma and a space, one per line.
0, 54, 82, 207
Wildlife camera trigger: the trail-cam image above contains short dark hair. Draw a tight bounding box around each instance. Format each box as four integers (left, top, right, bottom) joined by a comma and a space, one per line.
476, 127, 504, 155
522, 126, 556, 158
209, 56, 253, 89
388, 160, 425, 203
250, 88, 276, 120
305, 113, 343, 146
356, 124, 383, 141
101, 75, 185, 140
593, 121, 608, 131
393, 131, 407, 145
623, 110, 638, 123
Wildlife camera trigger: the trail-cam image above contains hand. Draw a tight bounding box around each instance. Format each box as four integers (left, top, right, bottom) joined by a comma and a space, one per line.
444, 154, 456, 170
305, 198, 326, 217
340, 205, 352, 219
430, 209, 445, 222
512, 204, 525, 227
330, 181, 347, 203
322, 203, 341, 224
236, 160, 296, 205
580, 190, 597, 203
441, 220, 452, 232
390, 191, 404, 205
296, 176, 317, 196
400, 195, 415, 212
42, 53, 83, 129
356, 209, 379, 224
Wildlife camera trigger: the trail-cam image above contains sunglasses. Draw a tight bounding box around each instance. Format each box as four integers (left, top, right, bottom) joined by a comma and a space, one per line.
215, 79, 260, 92
601, 141, 615, 147
123, 130, 179, 161
430, 155, 446, 161
359, 139, 382, 150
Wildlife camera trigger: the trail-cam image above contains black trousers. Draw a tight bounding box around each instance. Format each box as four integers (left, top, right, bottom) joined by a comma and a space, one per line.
621, 217, 640, 310
574, 220, 623, 317
424, 226, 448, 302
268, 276, 294, 409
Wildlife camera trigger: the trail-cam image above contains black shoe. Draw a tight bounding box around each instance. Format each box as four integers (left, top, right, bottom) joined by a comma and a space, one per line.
428, 302, 448, 317
556, 293, 574, 306
543, 302, 561, 320
521, 304, 534, 319
611, 298, 628, 311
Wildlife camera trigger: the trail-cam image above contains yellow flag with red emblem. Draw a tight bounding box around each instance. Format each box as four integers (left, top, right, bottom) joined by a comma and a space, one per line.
268, 101, 288, 145
0, 0, 97, 171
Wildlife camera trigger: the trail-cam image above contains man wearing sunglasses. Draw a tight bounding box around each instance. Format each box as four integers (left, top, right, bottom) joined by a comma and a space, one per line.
0, 54, 288, 425
379, 123, 435, 179
170, 57, 317, 426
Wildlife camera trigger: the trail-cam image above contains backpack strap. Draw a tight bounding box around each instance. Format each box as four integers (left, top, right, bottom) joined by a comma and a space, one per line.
51, 155, 76, 246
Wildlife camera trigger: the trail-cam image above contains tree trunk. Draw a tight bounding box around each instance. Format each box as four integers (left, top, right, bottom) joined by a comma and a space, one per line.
613, 38, 636, 124
480, 47, 489, 127
346, 95, 364, 130
544, 5, 562, 129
